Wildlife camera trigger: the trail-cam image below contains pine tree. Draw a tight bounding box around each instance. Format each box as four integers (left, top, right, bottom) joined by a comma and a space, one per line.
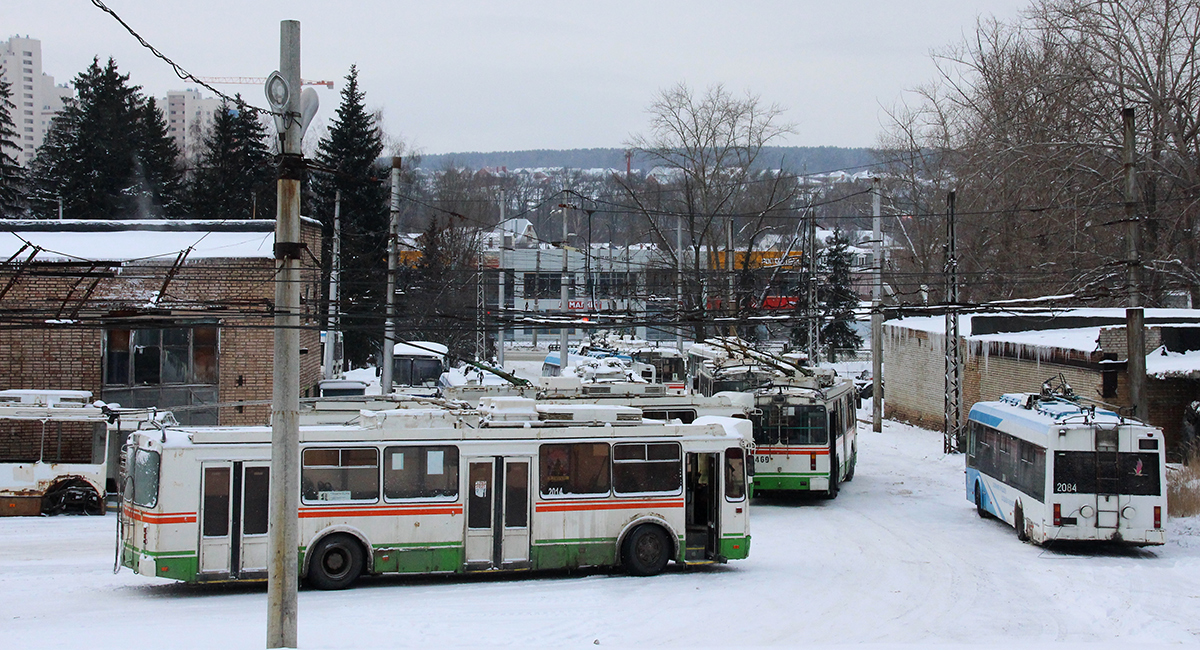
0, 73, 24, 216
819, 229, 863, 359
190, 96, 274, 220
312, 65, 389, 367
30, 57, 183, 219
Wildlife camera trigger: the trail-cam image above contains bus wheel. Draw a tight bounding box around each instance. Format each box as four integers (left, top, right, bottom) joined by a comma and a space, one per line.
1014, 503, 1029, 542
974, 482, 988, 518
824, 452, 839, 499
622, 525, 670, 576
307, 534, 364, 590
844, 450, 856, 482
41, 479, 103, 516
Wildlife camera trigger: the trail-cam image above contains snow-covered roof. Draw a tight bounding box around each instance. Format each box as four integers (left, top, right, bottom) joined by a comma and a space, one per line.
0, 219, 315, 262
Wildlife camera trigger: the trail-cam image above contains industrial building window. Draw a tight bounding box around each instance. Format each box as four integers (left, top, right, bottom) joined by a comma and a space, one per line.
104, 326, 218, 386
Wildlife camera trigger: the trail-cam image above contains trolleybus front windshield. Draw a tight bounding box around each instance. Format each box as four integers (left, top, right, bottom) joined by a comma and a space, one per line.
752, 404, 827, 445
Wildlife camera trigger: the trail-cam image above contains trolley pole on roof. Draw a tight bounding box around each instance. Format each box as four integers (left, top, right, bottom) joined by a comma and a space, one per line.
265, 19, 313, 649
1123, 108, 1147, 422
943, 191, 962, 454
871, 178, 882, 433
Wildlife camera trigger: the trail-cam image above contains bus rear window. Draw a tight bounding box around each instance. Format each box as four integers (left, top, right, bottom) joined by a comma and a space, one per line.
1054, 452, 1160, 496
540, 443, 610, 497
302, 448, 379, 502
131, 448, 160, 507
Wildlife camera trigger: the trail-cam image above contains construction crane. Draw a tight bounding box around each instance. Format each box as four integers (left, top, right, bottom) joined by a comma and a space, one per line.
197, 77, 335, 90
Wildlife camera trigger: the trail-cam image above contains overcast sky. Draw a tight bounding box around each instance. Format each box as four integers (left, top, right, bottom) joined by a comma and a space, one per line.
12, 0, 1030, 155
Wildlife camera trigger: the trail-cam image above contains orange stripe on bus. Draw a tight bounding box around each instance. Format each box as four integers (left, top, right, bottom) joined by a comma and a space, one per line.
536, 500, 684, 513
298, 506, 463, 518
755, 448, 829, 456
123, 507, 197, 524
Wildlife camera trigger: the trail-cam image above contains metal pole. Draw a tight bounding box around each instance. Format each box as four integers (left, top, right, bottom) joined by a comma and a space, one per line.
380, 157, 401, 393
1124, 108, 1147, 420
944, 191, 961, 453
322, 189, 341, 381
676, 213, 684, 355
560, 202, 570, 366
267, 19, 301, 650
871, 178, 883, 433
497, 190, 506, 368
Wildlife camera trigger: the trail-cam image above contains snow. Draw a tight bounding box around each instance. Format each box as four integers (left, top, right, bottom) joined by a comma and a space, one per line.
2, 406, 1198, 649
0, 228, 275, 261
1146, 346, 1200, 379
971, 327, 1103, 353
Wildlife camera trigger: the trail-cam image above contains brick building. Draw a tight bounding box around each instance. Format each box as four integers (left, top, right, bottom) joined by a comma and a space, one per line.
883, 309, 1200, 460
0, 219, 325, 465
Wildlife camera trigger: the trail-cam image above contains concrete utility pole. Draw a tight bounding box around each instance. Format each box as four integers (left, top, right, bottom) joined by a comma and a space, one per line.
871, 178, 883, 433
1124, 108, 1147, 421
322, 189, 341, 381
266, 19, 302, 650
380, 157, 401, 393
560, 201, 570, 365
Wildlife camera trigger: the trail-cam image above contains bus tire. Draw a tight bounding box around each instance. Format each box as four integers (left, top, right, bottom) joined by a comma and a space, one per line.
824, 452, 839, 499
307, 534, 365, 590
975, 482, 988, 518
41, 479, 103, 516
622, 524, 671, 576
1014, 503, 1029, 542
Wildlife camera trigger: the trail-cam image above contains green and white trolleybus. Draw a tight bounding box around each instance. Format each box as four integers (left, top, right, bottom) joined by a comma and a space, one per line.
118, 397, 753, 589
749, 371, 858, 498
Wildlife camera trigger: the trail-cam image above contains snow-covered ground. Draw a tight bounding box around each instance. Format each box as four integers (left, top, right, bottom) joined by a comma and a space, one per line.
4, 411, 1198, 649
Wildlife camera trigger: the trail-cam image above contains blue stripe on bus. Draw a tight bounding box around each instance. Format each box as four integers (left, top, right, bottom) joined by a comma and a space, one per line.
971, 410, 1004, 429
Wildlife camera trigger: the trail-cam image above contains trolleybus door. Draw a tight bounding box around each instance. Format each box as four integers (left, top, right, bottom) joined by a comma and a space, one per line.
685, 452, 719, 562
465, 456, 531, 569
198, 461, 270, 579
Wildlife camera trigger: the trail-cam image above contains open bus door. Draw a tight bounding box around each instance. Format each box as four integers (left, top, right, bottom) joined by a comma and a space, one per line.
685, 452, 719, 562
465, 456, 531, 570
198, 461, 270, 580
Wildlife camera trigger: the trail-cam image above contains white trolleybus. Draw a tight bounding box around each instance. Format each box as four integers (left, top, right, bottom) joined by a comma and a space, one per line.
966, 385, 1166, 545
749, 371, 858, 498
118, 398, 753, 589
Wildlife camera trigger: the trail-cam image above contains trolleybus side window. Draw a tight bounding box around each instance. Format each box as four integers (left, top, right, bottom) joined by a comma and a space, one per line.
383, 445, 459, 500
967, 421, 1046, 501
131, 448, 160, 507
1053, 451, 1161, 495
613, 442, 682, 494
302, 447, 379, 503
539, 443, 610, 497
724, 448, 746, 500
643, 409, 697, 424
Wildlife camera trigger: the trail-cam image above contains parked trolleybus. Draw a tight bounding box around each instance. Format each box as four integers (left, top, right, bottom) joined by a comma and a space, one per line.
0, 390, 162, 516
118, 398, 753, 589
967, 386, 1166, 545
749, 371, 858, 498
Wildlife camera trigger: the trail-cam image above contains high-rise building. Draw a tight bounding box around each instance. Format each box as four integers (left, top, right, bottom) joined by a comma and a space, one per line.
1, 35, 73, 166
165, 89, 221, 158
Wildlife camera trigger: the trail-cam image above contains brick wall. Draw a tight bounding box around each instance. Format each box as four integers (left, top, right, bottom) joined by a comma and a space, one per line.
0, 221, 325, 458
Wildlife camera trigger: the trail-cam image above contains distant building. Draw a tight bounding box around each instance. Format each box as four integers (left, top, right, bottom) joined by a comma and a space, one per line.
0, 35, 73, 166
164, 89, 221, 158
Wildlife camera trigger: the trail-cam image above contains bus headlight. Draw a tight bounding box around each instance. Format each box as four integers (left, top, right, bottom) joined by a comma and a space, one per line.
1121, 506, 1137, 520
1079, 505, 1095, 518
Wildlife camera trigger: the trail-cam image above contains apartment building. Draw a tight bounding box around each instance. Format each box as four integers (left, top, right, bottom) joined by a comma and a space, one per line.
1, 35, 73, 166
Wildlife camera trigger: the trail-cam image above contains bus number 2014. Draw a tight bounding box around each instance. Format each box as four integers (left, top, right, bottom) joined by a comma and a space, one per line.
1056, 482, 1078, 493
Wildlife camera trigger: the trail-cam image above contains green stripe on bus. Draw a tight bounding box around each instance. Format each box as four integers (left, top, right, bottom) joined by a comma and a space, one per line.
531, 540, 615, 569
532, 536, 616, 545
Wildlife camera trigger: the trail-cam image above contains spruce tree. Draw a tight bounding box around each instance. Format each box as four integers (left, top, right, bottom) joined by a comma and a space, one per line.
190, 96, 274, 220
312, 65, 389, 367
30, 57, 183, 219
819, 230, 863, 359
0, 73, 24, 216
